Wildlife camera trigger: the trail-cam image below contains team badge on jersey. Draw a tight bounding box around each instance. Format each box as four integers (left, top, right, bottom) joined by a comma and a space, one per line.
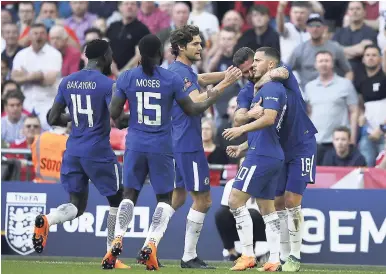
183, 77, 192, 91
5, 192, 46, 255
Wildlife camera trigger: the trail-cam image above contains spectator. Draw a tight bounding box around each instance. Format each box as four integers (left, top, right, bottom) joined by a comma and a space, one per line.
88, 1, 118, 19
11, 23, 62, 130
1, 90, 27, 144
234, 5, 280, 54
1, 80, 30, 117
65, 1, 97, 46
207, 27, 237, 72
288, 13, 353, 91
1, 59, 9, 83
157, 2, 191, 46
1, 23, 23, 70
92, 18, 108, 37
49, 25, 81, 77
305, 51, 359, 164
84, 27, 103, 43
160, 40, 174, 69
221, 10, 244, 38
158, 1, 174, 17
34, 1, 80, 49
1, 8, 13, 52
33, 1, 72, 19
277, 1, 311, 63
31, 118, 69, 183
364, 1, 380, 31
7, 114, 41, 181
137, 1, 170, 34
106, 1, 150, 72
215, 179, 268, 262
189, 1, 220, 43
356, 45, 386, 166
333, 1, 378, 78
377, 1, 386, 50
216, 97, 247, 164
322, 126, 366, 166
17, 1, 35, 47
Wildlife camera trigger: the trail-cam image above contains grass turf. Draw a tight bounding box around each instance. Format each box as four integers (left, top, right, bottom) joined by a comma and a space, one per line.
2, 256, 386, 274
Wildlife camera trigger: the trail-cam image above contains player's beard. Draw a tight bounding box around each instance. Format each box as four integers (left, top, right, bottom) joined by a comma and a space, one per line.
102, 64, 112, 76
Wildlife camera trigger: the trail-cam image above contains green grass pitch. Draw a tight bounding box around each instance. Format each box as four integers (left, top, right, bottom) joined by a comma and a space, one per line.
2, 256, 386, 274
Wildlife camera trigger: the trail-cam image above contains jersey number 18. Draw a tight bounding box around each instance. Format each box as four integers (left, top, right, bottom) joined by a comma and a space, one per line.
70, 94, 94, 127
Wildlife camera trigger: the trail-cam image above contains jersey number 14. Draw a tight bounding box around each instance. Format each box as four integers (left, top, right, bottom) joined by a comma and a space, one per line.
70, 94, 94, 127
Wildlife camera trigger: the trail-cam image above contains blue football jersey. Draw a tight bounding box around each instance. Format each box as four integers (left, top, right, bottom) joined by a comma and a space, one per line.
237, 65, 317, 156
277, 64, 318, 155
55, 69, 116, 159
247, 82, 287, 160
115, 66, 188, 154
169, 61, 203, 153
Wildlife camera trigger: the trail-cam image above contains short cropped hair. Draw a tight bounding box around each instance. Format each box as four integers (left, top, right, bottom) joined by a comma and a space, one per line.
84, 39, 109, 59
4, 89, 25, 105
255, 47, 280, 63
249, 5, 270, 16
333, 126, 351, 138
170, 25, 200, 57
364, 44, 381, 55
315, 50, 334, 60
233, 47, 254, 67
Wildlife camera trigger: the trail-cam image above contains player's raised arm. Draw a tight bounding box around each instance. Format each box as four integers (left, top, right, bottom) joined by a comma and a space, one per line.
176, 67, 242, 116
254, 67, 289, 91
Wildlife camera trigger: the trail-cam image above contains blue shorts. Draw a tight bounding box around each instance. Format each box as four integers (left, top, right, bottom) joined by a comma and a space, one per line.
123, 150, 175, 195
61, 151, 121, 197
233, 154, 283, 200
174, 151, 210, 192
276, 137, 317, 196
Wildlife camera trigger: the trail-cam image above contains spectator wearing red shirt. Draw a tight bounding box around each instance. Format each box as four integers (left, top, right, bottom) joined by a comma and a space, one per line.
202, 118, 229, 186
137, 1, 170, 34
49, 25, 81, 77
7, 114, 41, 181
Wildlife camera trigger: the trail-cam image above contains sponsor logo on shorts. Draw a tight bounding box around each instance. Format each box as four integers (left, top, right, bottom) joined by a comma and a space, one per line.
5, 192, 47, 255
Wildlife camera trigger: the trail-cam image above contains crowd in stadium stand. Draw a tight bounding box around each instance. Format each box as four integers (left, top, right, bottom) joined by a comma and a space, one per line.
1, 1, 386, 183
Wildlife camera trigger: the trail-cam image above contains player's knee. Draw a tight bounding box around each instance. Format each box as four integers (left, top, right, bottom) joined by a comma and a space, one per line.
172, 187, 187, 210
274, 195, 286, 210
123, 188, 140, 205
284, 192, 302, 209
192, 191, 212, 211
156, 191, 173, 204
107, 188, 123, 208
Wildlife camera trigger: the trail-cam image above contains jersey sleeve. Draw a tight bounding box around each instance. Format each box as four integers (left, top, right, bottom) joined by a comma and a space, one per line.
115, 73, 127, 99
237, 82, 253, 109
54, 80, 66, 105
177, 68, 200, 94
172, 74, 189, 101
261, 82, 286, 111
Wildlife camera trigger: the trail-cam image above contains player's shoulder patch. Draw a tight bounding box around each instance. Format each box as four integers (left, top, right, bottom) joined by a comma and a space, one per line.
183, 77, 192, 91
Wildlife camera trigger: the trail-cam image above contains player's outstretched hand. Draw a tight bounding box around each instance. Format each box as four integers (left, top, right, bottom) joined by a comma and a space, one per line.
224, 67, 242, 84
247, 98, 264, 119
226, 145, 241, 158
223, 127, 244, 141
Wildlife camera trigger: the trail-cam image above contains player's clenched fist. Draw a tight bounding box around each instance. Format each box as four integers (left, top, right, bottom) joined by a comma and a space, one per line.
247, 98, 264, 119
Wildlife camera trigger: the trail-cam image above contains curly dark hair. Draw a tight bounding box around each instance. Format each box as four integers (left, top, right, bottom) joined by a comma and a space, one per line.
170, 25, 200, 57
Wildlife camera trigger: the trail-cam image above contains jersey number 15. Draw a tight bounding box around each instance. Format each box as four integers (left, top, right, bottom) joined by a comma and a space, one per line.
70, 94, 94, 127
136, 91, 161, 126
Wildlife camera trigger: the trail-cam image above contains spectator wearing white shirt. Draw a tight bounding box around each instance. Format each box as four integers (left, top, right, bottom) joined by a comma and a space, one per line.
11, 23, 62, 130
276, 1, 311, 63
189, 1, 220, 43
1, 90, 27, 144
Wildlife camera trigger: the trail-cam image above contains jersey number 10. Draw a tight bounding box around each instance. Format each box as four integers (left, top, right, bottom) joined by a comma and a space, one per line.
70, 94, 94, 127
136, 92, 161, 126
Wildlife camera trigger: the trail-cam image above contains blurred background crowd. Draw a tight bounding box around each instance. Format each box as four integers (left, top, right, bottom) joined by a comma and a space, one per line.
1, 1, 386, 183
